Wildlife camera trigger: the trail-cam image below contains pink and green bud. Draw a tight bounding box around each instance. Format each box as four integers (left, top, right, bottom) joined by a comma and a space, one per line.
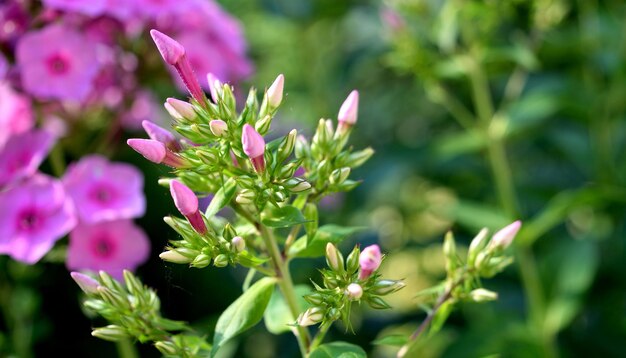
170, 180, 206, 235
338, 89, 359, 123
165, 98, 196, 120
267, 74, 284, 108
209, 119, 228, 137
325, 243, 344, 272
231, 236, 246, 253
346, 283, 363, 300
206, 73, 222, 103
490, 220, 521, 250
127, 139, 186, 167
359, 244, 382, 280
242, 124, 266, 172
141, 120, 180, 151
150, 29, 207, 107
70, 272, 100, 295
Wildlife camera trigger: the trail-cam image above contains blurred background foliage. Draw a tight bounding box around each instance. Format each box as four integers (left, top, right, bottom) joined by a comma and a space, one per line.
5, 0, 625, 357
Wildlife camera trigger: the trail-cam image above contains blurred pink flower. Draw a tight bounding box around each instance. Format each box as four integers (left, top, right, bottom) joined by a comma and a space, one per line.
0, 130, 55, 187
42, 0, 106, 16
120, 90, 162, 131
63, 155, 145, 223
0, 2, 30, 44
66, 220, 150, 280
0, 174, 76, 264
0, 82, 34, 149
0, 54, 7, 79
16, 24, 102, 102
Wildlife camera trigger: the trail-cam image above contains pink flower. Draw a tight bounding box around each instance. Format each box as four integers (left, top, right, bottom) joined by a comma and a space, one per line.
490, 220, 522, 249
66, 220, 150, 280
359, 244, 382, 280
0, 175, 76, 264
242, 124, 265, 173
0, 130, 55, 188
63, 155, 145, 224
0, 54, 7, 79
16, 24, 102, 102
0, 2, 30, 44
0, 82, 34, 149
42, 0, 107, 16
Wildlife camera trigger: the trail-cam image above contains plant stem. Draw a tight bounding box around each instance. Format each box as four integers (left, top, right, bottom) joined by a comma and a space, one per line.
116, 338, 139, 358
49, 144, 66, 177
309, 322, 331, 352
258, 225, 311, 357
397, 285, 453, 358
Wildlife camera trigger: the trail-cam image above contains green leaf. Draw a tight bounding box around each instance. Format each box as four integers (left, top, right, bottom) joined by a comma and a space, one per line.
261, 205, 307, 228
429, 301, 453, 337
263, 285, 310, 334
205, 178, 237, 218
211, 277, 276, 356
372, 334, 409, 347
288, 225, 366, 258
450, 200, 512, 232
237, 251, 269, 268
309, 342, 367, 358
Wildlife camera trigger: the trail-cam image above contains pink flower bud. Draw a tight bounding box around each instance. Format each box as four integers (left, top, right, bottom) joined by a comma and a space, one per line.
338, 90, 359, 125
127, 139, 185, 167
359, 244, 381, 280
150, 29, 206, 107
490, 220, 521, 249
242, 124, 265, 172
169, 180, 198, 216
346, 283, 363, 300
141, 120, 180, 151
267, 74, 284, 108
169, 180, 207, 235
166, 98, 196, 120
207, 73, 222, 103
150, 29, 185, 65
209, 119, 228, 137
231, 236, 246, 253
70, 271, 99, 295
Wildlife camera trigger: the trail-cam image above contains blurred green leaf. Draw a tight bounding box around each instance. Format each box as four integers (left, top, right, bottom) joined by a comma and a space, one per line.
309, 341, 366, 358
211, 277, 276, 357
289, 225, 366, 258
372, 334, 409, 347
450, 200, 512, 232
263, 285, 310, 334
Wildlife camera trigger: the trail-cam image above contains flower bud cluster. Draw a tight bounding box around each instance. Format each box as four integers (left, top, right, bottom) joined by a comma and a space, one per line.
71, 270, 207, 355
438, 221, 521, 305
297, 244, 404, 327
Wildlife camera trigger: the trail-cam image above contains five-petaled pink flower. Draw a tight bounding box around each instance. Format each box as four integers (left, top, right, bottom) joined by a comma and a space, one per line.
66, 220, 150, 280
0, 174, 77, 264
63, 155, 145, 224
0, 130, 55, 188
16, 24, 102, 102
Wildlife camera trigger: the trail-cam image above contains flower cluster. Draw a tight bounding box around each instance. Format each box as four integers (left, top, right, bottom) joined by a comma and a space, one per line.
297, 243, 405, 327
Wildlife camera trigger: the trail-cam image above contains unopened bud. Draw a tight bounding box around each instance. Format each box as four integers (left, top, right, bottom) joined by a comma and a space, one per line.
345, 147, 374, 168
236, 189, 256, 204
166, 98, 197, 120
366, 296, 391, 310
489, 220, 521, 250
303, 292, 324, 306
283, 177, 311, 193
359, 244, 382, 280
155, 341, 179, 356
346, 246, 361, 274
469, 288, 498, 302
170, 180, 198, 216
207, 73, 222, 103
191, 254, 211, 268
242, 124, 266, 173
92, 325, 128, 342
142, 120, 179, 151
267, 74, 284, 108
338, 90, 359, 125
254, 114, 272, 135
213, 254, 229, 267
127, 138, 186, 167
371, 279, 405, 296
329, 167, 351, 185
345, 283, 363, 300
159, 250, 192, 264
325, 243, 344, 272
209, 119, 228, 137
231, 236, 246, 253
297, 307, 324, 327
443, 231, 456, 272
277, 129, 297, 163
295, 135, 310, 159
70, 272, 100, 295
468, 228, 489, 266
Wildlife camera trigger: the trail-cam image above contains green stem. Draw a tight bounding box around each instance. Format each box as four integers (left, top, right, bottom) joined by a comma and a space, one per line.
309, 322, 331, 352
49, 144, 66, 177
116, 338, 139, 358
258, 225, 311, 357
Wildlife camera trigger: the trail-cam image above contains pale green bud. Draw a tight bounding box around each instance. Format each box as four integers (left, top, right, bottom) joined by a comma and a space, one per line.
277, 129, 297, 163
366, 296, 391, 310
255, 114, 272, 135
283, 178, 311, 193
155, 341, 179, 356
467, 228, 489, 266
303, 292, 324, 306
159, 250, 193, 264
236, 189, 256, 204
213, 254, 229, 267
443, 231, 457, 273
92, 325, 128, 342
97, 286, 128, 309
345, 246, 360, 274
297, 307, 324, 327
371, 279, 406, 296
191, 254, 211, 268
325, 243, 344, 272
344, 148, 374, 168
469, 288, 498, 302
209, 119, 228, 137
329, 167, 351, 185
